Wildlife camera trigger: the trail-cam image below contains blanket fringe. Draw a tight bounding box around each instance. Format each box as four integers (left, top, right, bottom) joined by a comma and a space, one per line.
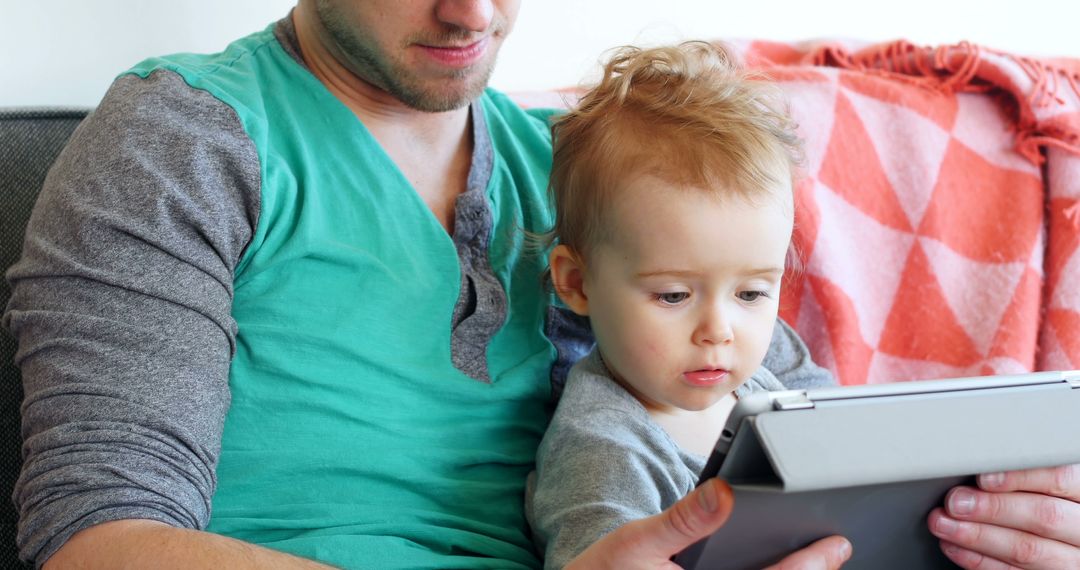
809, 40, 1080, 164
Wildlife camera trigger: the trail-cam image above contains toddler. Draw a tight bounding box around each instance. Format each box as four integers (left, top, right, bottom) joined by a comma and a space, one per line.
526, 41, 829, 569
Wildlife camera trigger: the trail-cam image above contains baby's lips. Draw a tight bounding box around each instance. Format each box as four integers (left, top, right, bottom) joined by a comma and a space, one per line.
682, 369, 730, 386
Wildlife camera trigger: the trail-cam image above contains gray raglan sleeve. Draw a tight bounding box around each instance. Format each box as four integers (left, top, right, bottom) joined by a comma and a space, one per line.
527, 407, 689, 570
2, 70, 260, 566
763, 318, 836, 389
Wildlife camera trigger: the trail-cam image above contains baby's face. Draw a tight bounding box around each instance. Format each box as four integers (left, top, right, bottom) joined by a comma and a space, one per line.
582, 174, 794, 414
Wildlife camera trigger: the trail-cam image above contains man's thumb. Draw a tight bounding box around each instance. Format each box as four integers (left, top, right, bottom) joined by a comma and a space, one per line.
564, 478, 736, 569
649, 478, 735, 555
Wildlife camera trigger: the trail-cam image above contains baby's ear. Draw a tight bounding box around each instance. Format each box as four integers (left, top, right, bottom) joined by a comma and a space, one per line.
549, 244, 590, 316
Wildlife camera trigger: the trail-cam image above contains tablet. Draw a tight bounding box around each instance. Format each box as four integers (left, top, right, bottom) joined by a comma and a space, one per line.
673, 370, 1080, 570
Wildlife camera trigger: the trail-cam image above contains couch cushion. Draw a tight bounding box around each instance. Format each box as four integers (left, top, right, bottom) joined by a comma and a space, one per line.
0, 107, 89, 568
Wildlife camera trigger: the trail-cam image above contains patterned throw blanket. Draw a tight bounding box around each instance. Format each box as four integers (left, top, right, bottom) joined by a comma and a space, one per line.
513, 40, 1080, 385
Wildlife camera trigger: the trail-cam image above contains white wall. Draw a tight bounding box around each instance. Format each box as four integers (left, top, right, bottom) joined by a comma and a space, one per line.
3, 0, 1078, 107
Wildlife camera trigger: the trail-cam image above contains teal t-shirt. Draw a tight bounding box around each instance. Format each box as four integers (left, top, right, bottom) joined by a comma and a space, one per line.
129, 24, 559, 569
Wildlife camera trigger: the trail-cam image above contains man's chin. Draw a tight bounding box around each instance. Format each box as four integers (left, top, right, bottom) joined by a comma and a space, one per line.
393, 69, 494, 112
402, 91, 482, 113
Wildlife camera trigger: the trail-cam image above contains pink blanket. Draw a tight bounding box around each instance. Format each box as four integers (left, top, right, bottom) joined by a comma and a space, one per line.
513, 40, 1080, 385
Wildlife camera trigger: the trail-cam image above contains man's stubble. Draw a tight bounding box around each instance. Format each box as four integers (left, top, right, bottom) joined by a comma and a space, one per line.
314, 0, 505, 113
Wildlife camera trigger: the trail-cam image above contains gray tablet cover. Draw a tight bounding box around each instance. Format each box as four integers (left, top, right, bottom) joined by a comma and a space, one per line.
674, 371, 1080, 569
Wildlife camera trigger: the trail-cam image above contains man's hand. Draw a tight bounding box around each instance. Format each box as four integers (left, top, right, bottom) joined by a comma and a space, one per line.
928, 464, 1080, 569
566, 478, 852, 569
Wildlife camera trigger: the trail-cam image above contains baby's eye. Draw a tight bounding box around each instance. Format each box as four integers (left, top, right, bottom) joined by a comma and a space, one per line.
737, 290, 769, 303
656, 292, 690, 305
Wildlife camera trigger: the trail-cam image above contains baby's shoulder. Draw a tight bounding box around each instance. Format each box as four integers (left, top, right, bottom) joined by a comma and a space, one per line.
542, 372, 679, 466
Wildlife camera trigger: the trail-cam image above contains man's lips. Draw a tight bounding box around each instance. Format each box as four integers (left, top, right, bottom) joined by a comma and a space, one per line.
416, 37, 490, 68
683, 369, 731, 387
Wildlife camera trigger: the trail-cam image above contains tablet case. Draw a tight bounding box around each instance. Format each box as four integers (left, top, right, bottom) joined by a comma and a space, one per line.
674, 371, 1080, 569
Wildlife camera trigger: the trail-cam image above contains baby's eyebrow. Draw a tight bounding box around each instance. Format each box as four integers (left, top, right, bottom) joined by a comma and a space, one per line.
634, 269, 700, 279
745, 266, 785, 277
633, 266, 785, 279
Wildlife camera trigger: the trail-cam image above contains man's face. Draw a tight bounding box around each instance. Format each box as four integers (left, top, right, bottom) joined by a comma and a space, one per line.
313, 0, 519, 112
580, 175, 794, 414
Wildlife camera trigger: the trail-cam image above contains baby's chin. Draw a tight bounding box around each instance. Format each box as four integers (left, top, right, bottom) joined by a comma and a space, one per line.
677, 392, 736, 413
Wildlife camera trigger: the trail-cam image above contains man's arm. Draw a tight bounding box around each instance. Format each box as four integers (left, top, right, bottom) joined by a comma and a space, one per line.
45, 521, 334, 570
3, 70, 264, 565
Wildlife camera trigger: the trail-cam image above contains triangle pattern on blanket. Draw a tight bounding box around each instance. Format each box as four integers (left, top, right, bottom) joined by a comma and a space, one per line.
788, 284, 836, 373
1039, 326, 1076, 371
1048, 232, 1080, 314
1046, 309, 1080, 368
952, 93, 1042, 175
844, 88, 950, 229
781, 75, 840, 175
806, 179, 915, 347
980, 356, 1030, 375
838, 72, 959, 131
818, 90, 912, 233
1042, 147, 1080, 368
807, 275, 875, 385
1046, 148, 1080, 203
866, 351, 971, 385
918, 236, 1026, 356
988, 266, 1042, 367
877, 243, 981, 367
919, 138, 1043, 262
1046, 197, 1080, 304
751, 39, 1079, 383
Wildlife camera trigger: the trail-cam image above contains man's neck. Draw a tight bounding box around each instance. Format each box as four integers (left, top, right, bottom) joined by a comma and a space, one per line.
291, 5, 474, 233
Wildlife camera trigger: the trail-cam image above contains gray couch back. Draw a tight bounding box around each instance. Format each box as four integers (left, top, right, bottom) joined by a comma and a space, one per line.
1, 108, 90, 567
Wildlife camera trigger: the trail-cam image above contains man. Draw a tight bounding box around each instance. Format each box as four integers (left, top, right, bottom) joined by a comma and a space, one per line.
4, 1, 1077, 568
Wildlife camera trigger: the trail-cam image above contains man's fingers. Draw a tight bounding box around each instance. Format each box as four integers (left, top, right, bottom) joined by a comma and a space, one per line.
940, 486, 1080, 546
938, 541, 1018, 570
765, 535, 852, 570
928, 508, 1080, 569
978, 464, 1080, 502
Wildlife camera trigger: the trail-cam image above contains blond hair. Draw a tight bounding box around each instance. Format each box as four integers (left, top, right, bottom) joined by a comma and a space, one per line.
549, 41, 803, 257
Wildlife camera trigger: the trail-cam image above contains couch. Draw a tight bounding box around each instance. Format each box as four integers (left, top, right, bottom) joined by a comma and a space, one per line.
1, 108, 89, 567
2, 38, 1079, 568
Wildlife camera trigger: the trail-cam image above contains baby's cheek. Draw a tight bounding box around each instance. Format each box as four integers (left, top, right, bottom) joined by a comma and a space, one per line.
636, 338, 673, 375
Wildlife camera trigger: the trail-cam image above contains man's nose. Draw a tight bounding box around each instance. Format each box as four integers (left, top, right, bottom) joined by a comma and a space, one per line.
436, 0, 495, 33
692, 304, 734, 346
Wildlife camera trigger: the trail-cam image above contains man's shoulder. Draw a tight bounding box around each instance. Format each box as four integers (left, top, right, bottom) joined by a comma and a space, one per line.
123, 24, 281, 87
96, 22, 304, 152
479, 88, 564, 139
